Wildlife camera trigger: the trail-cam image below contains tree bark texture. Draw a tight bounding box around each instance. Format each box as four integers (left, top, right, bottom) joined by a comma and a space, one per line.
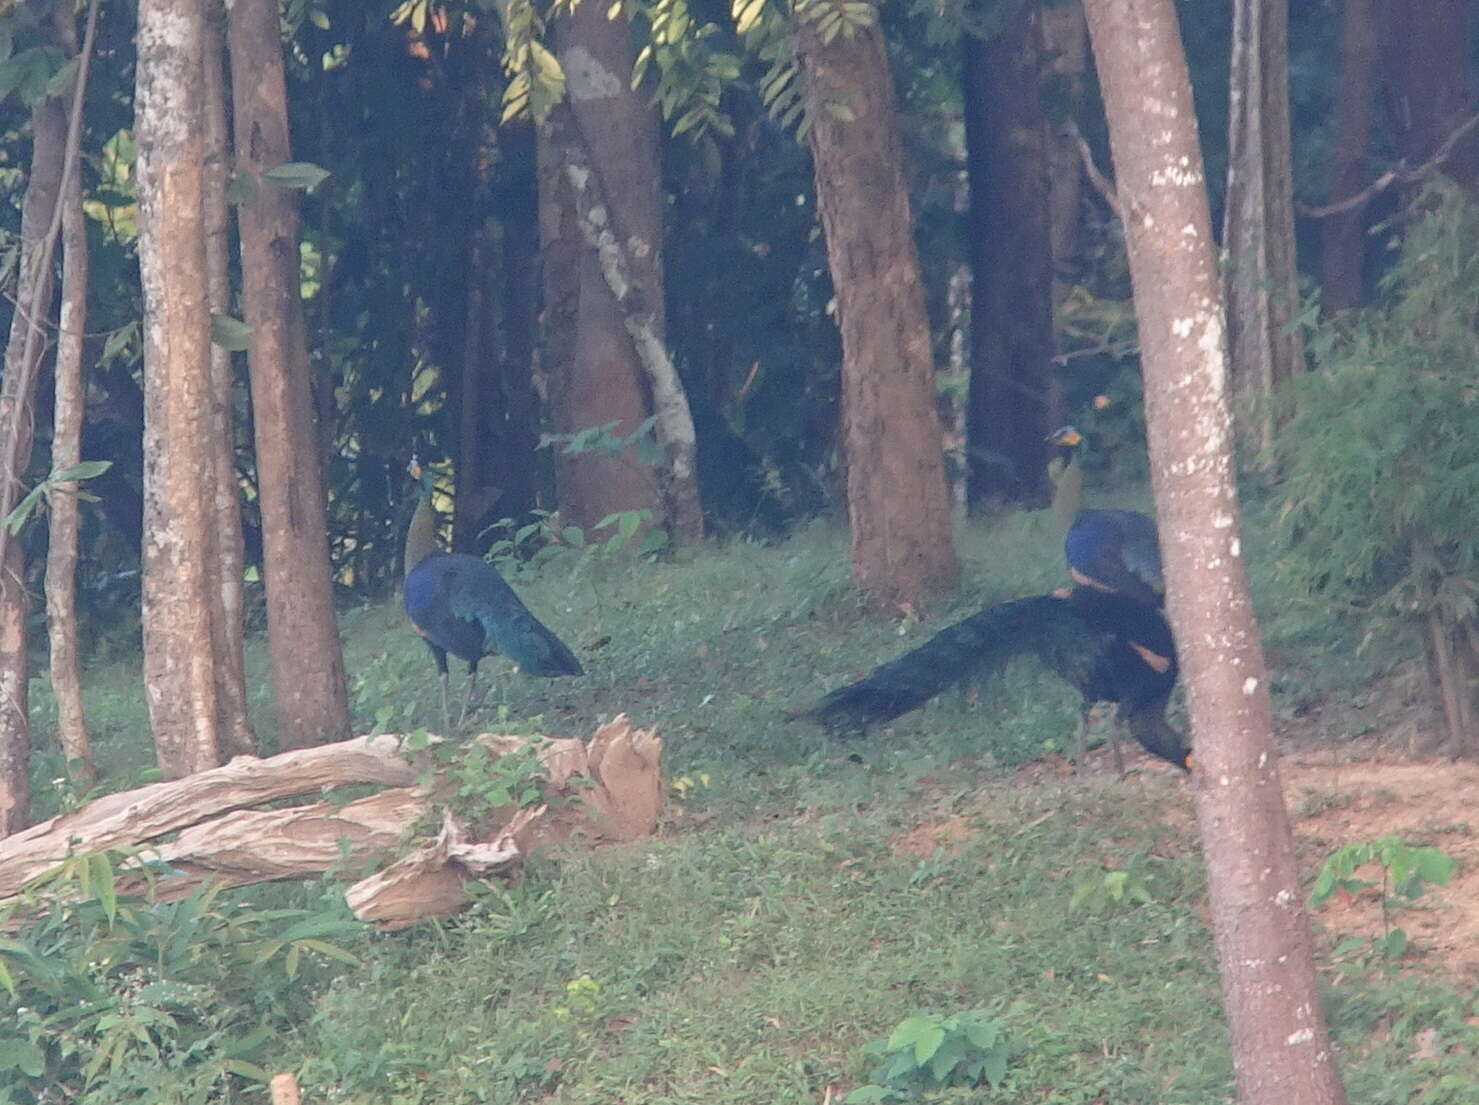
1387, 0, 1479, 186
1222, 0, 1303, 459
962, 4, 1056, 508
794, 9, 958, 610
0, 93, 67, 834
228, 0, 350, 749
136, 0, 228, 778
45, 19, 96, 786
540, 0, 669, 538
201, 0, 255, 756
1081, 2, 1349, 1103
1319, 0, 1381, 312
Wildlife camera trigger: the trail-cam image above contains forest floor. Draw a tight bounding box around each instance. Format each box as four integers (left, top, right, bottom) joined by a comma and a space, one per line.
18, 509, 1479, 1103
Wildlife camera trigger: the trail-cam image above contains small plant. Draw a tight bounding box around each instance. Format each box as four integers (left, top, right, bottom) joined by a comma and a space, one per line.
1310, 835, 1456, 960
1069, 866, 1155, 915
845, 1010, 1014, 1102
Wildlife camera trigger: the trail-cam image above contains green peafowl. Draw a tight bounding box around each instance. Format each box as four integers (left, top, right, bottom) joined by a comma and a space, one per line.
1047, 426, 1164, 608
403, 464, 583, 728
1045, 426, 1172, 769
807, 586, 1189, 771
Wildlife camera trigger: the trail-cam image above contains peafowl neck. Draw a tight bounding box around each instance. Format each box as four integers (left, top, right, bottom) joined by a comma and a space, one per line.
404, 491, 440, 578
1050, 453, 1084, 533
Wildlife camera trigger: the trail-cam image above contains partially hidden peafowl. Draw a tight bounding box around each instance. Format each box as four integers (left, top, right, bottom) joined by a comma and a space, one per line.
807, 586, 1189, 770
1047, 426, 1163, 608
403, 465, 583, 727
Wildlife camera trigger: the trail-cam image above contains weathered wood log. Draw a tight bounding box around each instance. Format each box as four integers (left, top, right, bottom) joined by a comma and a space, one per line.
0, 717, 663, 928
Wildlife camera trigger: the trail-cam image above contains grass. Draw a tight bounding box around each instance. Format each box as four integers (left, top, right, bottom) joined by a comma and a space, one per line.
14, 497, 1478, 1103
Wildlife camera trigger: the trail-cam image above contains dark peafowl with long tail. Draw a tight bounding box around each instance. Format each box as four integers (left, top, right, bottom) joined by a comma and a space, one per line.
807, 587, 1189, 770
1047, 426, 1163, 608
403, 463, 583, 727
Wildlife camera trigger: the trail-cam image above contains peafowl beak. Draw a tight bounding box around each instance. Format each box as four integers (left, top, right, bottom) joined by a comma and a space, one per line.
1046, 426, 1083, 447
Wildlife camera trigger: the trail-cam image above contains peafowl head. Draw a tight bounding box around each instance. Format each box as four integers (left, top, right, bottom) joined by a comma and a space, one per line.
1045, 427, 1085, 529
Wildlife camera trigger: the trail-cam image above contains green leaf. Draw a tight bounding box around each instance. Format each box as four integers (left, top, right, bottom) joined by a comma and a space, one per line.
262, 161, 331, 191
981, 1047, 1009, 1087
50, 460, 112, 483
0, 1036, 46, 1077
89, 852, 117, 924
211, 313, 253, 351
841, 1088, 890, 1105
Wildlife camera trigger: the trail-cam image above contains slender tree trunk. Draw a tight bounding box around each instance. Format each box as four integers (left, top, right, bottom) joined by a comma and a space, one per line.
137, 0, 228, 778
1041, 0, 1090, 304
45, 7, 96, 787
228, 0, 350, 748
1320, 0, 1381, 313
1222, 0, 1302, 462
0, 91, 67, 834
202, 0, 254, 756
1083, 2, 1349, 1103
962, 3, 1055, 508
794, 6, 958, 610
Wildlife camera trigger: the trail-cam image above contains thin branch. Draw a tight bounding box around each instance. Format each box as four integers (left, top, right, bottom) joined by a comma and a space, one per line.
1065, 121, 1121, 218
1299, 110, 1479, 219
0, 0, 101, 579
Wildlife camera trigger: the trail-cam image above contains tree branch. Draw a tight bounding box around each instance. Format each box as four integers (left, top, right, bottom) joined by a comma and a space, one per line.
1299, 110, 1479, 219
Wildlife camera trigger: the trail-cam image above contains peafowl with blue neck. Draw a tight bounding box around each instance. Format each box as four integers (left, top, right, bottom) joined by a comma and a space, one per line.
403, 462, 583, 728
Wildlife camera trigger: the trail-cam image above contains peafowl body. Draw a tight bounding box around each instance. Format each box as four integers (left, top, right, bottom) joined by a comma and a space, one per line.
1047, 426, 1163, 607
404, 475, 582, 725
808, 587, 1189, 769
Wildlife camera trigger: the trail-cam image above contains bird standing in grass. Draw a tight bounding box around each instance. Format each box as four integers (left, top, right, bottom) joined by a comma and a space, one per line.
403, 463, 583, 727
1047, 425, 1163, 608
807, 587, 1189, 771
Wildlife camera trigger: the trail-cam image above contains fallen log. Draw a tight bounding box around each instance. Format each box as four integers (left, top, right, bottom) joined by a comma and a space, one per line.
0, 717, 663, 928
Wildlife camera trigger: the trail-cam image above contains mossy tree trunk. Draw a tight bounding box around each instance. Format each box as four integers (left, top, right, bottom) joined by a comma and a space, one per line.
1319, 0, 1382, 313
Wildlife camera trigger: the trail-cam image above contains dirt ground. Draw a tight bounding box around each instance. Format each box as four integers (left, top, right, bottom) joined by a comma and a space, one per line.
893, 734, 1479, 979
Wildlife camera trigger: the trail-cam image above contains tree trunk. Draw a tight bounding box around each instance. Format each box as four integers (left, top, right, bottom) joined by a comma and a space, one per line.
1319, 0, 1381, 313
136, 0, 228, 778
1222, 0, 1303, 462
202, 0, 254, 756
540, 0, 685, 541
1387, 0, 1479, 186
962, 3, 1056, 509
45, 7, 96, 787
228, 0, 350, 749
1081, 2, 1349, 1104
794, 7, 958, 610
1041, 0, 1090, 304
0, 91, 68, 834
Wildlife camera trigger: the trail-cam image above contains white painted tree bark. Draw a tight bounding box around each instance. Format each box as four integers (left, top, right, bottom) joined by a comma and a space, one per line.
1081, 1, 1349, 1103
136, 0, 228, 777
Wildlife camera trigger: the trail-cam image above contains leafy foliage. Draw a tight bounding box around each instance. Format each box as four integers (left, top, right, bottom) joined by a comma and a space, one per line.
0, 860, 360, 1104
1275, 184, 1479, 699
1310, 835, 1456, 962
845, 1010, 1014, 1102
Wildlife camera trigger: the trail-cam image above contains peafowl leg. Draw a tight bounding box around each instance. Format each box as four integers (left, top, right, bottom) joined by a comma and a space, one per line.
438, 671, 452, 732
1111, 717, 1126, 777
1075, 706, 1092, 767
456, 669, 478, 730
